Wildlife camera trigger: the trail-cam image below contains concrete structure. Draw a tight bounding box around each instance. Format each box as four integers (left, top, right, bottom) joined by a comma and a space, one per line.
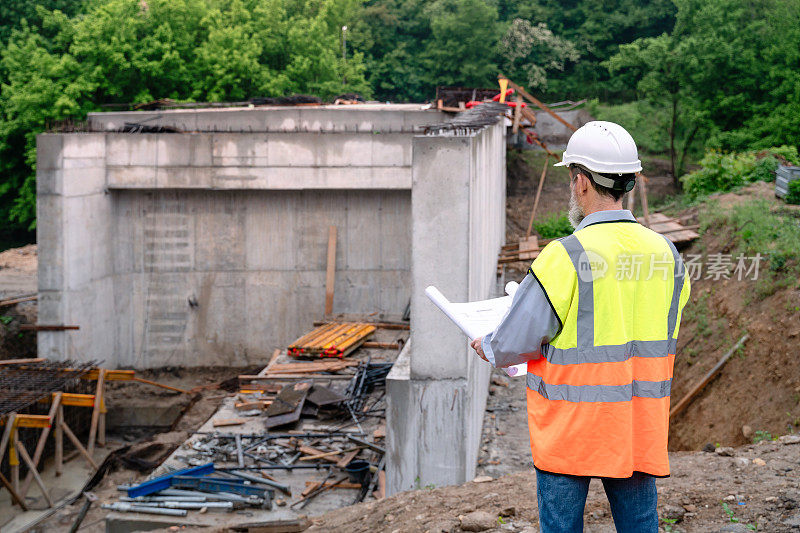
36, 103, 506, 492
386, 122, 506, 494
37, 105, 443, 368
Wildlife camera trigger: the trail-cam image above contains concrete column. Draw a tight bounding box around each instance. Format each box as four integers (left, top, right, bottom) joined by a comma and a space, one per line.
36, 133, 113, 364
387, 123, 505, 495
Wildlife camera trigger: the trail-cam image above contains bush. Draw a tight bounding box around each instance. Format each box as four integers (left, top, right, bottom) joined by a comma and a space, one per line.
681, 146, 800, 198
787, 180, 800, 205
534, 212, 573, 239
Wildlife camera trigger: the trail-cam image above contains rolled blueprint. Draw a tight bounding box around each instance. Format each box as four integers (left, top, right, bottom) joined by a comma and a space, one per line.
424, 282, 526, 377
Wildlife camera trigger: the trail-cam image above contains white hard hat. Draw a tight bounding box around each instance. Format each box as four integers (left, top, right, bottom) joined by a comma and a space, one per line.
555, 121, 642, 174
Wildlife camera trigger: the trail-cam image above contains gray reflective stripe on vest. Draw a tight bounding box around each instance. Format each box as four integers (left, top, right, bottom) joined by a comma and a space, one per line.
539, 233, 684, 367
662, 235, 686, 341
559, 234, 594, 349
527, 373, 672, 402
542, 338, 678, 365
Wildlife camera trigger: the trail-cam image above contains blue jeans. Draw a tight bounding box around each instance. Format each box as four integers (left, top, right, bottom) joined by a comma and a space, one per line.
535, 467, 658, 533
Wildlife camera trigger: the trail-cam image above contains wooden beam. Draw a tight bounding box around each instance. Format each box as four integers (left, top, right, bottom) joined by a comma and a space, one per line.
22, 393, 61, 497
60, 421, 98, 470
512, 93, 523, 134
0, 413, 16, 466
501, 76, 577, 132
637, 174, 651, 227
0, 357, 44, 365
55, 406, 63, 476
526, 155, 550, 238
132, 377, 190, 394
87, 369, 106, 456
669, 335, 749, 420
0, 294, 37, 307
325, 226, 337, 316
0, 469, 27, 510
15, 440, 53, 507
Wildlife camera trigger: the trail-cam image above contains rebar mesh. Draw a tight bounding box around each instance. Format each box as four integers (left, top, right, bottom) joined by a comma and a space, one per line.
0, 360, 97, 416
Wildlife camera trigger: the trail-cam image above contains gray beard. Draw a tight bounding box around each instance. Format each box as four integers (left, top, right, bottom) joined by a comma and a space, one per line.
568, 189, 584, 229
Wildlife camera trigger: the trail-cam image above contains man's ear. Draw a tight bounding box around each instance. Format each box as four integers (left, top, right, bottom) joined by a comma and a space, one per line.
575, 172, 589, 196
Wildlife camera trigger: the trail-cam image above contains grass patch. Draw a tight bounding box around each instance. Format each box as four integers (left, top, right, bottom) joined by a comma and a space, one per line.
700, 198, 800, 295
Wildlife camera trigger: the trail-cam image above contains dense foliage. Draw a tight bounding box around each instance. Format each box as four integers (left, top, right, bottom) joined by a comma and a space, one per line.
681, 147, 800, 199
0, 0, 798, 241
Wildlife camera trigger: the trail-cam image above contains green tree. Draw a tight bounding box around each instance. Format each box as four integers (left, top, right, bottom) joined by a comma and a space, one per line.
421, 0, 500, 90
499, 19, 579, 92
0, 0, 370, 231
0, 0, 85, 44
606, 34, 706, 184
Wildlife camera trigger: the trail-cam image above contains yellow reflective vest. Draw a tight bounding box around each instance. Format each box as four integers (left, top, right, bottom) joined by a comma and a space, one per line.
527, 219, 690, 478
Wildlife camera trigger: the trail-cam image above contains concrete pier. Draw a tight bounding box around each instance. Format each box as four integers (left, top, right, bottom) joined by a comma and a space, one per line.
36, 103, 507, 493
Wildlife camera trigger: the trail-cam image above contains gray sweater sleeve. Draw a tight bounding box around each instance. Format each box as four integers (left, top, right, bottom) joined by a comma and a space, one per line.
480, 273, 561, 368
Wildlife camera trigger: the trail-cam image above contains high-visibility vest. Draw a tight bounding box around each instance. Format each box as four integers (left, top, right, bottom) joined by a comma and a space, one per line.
527, 220, 690, 478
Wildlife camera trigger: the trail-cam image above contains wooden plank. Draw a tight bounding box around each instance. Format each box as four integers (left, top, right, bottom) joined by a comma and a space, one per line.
0, 414, 50, 428
312, 321, 410, 330
298, 445, 340, 464
0, 358, 44, 365
325, 226, 337, 316
336, 449, 359, 468
669, 335, 749, 420
0, 294, 37, 307
212, 418, 246, 427
361, 342, 400, 350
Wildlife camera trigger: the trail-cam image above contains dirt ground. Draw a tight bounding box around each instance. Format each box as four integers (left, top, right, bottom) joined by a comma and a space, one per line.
666, 182, 800, 450
310, 367, 800, 532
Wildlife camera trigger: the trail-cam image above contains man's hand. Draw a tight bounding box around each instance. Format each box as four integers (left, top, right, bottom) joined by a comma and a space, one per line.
471, 336, 488, 363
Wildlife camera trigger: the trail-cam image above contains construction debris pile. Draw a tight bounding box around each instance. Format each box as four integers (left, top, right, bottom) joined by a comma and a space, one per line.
100, 321, 404, 525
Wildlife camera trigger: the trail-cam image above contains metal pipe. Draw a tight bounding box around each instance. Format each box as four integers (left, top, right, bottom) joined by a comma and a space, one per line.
224, 470, 290, 495
130, 501, 234, 510
101, 502, 187, 516
158, 488, 261, 504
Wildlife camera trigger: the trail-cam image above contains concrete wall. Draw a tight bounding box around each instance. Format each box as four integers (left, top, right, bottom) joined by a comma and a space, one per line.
37, 106, 443, 368
386, 122, 506, 494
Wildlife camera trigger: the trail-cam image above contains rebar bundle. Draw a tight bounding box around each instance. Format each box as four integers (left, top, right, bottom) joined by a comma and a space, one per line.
423, 101, 508, 135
